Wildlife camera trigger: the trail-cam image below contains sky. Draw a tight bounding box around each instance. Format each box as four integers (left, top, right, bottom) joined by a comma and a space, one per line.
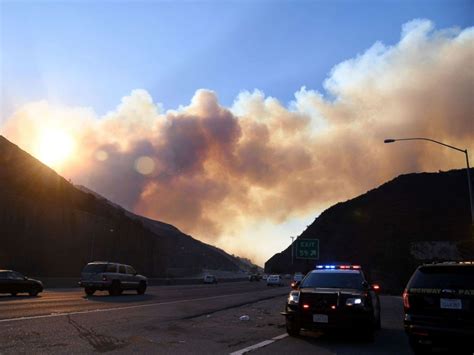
1, 0, 473, 266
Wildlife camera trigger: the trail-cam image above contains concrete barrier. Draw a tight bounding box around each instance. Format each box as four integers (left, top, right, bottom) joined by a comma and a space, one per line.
32, 276, 248, 289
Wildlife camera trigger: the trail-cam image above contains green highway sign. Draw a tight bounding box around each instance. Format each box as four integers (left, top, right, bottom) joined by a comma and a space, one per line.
295, 239, 319, 260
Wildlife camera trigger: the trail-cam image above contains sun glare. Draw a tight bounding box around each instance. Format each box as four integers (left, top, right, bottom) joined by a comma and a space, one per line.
36, 129, 75, 168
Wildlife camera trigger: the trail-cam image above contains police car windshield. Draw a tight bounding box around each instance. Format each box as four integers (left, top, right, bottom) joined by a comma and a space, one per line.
301, 271, 364, 289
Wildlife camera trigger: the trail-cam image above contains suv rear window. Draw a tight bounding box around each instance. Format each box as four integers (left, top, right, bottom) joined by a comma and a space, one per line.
106, 264, 117, 273
408, 265, 474, 289
83, 264, 107, 273
301, 271, 365, 289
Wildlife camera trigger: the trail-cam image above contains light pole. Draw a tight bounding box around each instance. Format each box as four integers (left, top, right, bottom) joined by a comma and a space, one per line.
90, 233, 94, 262
290, 237, 295, 265
384, 137, 473, 225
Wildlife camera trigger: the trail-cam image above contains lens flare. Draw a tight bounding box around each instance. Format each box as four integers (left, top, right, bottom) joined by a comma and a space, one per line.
135, 156, 155, 175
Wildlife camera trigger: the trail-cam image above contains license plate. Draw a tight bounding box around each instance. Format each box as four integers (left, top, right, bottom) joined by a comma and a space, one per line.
440, 298, 462, 309
313, 314, 328, 323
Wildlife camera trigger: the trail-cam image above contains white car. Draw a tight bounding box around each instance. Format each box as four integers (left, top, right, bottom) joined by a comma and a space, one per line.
267, 275, 283, 287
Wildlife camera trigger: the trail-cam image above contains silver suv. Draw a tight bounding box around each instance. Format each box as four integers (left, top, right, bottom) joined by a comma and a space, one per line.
79, 262, 147, 296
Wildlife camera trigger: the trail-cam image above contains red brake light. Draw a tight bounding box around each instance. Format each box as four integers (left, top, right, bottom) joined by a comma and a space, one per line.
372, 284, 380, 291
352, 265, 361, 269
303, 304, 310, 309
402, 289, 410, 309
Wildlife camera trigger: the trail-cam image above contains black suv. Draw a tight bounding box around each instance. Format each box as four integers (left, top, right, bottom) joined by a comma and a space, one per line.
282, 264, 381, 340
403, 261, 474, 353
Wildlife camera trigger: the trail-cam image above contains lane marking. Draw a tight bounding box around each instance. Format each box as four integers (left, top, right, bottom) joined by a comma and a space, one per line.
271, 333, 288, 341
229, 333, 288, 355
0, 290, 286, 324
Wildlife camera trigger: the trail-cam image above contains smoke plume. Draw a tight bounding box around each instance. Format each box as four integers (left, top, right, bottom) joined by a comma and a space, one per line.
2, 20, 473, 263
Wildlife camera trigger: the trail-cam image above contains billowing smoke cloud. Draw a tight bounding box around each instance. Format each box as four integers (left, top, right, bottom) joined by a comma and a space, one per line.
2, 20, 473, 263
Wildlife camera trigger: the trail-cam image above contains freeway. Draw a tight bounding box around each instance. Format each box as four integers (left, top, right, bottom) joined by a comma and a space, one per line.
0, 283, 413, 354
0, 281, 289, 353
0, 281, 283, 321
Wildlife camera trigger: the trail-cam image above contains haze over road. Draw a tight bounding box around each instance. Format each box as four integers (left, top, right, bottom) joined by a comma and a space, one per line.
0, 283, 410, 354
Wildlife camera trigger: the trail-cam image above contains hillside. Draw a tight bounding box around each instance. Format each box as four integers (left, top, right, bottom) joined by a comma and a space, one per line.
0, 135, 255, 277
265, 169, 474, 292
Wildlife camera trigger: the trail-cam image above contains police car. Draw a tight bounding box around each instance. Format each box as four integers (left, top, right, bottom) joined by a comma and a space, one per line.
403, 261, 474, 353
282, 264, 381, 340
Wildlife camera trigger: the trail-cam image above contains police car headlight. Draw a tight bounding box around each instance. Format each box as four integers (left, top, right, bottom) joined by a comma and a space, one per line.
345, 297, 363, 306
288, 291, 300, 305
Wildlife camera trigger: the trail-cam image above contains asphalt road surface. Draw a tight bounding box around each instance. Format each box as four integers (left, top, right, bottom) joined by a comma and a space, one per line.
236, 296, 412, 355
0, 282, 414, 354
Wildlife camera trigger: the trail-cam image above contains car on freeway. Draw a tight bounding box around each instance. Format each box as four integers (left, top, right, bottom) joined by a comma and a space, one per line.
282, 264, 381, 340
290, 272, 304, 288
203, 274, 218, 284
267, 274, 283, 286
403, 261, 474, 354
248, 274, 261, 281
0, 270, 43, 296
293, 272, 304, 282
79, 262, 147, 296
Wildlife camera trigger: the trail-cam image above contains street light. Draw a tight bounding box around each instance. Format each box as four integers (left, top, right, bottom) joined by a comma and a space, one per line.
384, 137, 473, 225
290, 237, 295, 265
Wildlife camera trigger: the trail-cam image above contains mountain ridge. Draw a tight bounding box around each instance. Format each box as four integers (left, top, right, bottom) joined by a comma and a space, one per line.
0, 135, 257, 276
265, 168, 474, 292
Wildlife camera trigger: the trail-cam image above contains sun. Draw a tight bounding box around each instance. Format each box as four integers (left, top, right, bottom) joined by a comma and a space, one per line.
36, 129, 76, 168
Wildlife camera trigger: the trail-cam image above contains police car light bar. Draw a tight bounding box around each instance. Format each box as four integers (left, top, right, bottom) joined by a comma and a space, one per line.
316, 265, 361, 270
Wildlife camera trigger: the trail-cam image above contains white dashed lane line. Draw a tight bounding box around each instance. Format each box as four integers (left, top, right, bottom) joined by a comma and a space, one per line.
229, 333, 288, 355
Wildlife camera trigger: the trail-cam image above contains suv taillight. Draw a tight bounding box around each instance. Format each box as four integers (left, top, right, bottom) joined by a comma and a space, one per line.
402, 289, 410, 310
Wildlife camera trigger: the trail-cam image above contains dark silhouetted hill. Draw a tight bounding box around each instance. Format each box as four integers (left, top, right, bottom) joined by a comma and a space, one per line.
0, 135, 255, 277
265, 169, 474, 292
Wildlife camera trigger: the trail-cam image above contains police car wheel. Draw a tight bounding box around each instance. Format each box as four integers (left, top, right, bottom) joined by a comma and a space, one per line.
361, 327, 374, 342
285, 319, 300, 337
85, 287, 95, 296
375, 314, 381, 330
